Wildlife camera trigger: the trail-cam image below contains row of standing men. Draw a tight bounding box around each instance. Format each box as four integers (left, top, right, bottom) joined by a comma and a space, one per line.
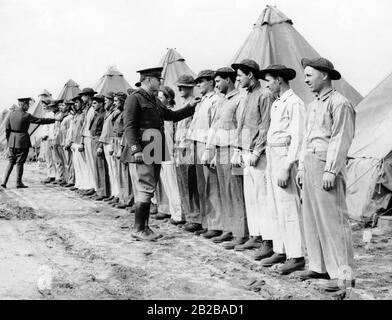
2, 56, 355, 292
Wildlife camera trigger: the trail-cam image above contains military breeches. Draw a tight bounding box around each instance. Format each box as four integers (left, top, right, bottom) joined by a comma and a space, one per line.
8, 148, 29, 165
129, 162, 161, 203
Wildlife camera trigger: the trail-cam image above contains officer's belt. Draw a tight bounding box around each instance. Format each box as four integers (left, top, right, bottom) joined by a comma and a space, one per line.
10, 129, 28, 133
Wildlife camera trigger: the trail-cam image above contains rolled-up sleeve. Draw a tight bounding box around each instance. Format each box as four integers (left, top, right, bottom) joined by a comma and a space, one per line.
123, 95, 142, 155
324, 102, 355, 174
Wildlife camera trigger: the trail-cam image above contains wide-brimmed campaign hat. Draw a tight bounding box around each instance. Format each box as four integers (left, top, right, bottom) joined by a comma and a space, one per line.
78, 87, 97, 96
259, 64, 296, 81
231, 59, 261, 78
175, 74, 195, 87
72, 95, 83, 103
301, 57, 341, 80
193, 70, 215, 84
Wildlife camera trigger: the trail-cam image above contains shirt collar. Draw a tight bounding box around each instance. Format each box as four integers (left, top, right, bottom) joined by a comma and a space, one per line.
202, 90, 215, 100
317, 88, 335, 102
277, 88, 294, 103
225, 88, 239, 99
246, 81, 261, 93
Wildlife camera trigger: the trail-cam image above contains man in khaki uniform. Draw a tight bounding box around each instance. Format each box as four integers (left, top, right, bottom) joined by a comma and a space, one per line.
296, 57, 355, 292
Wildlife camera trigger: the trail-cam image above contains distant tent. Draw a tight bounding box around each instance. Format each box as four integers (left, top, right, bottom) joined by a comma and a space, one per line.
94, 66, 131, 96
346, 72, 392, 223
229, 5, 363, 106
159, 48, 197, 106
57, 79, 81, 101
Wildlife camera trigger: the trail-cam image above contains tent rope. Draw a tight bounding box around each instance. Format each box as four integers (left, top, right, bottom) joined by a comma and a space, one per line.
346, 160, 381, 189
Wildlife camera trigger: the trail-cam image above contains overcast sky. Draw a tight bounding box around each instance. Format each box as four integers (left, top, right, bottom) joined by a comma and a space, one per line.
1, 0, 391, 110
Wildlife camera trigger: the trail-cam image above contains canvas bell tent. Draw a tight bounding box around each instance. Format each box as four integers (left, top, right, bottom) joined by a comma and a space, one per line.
94, 66, 131, 96
347, 72, 392, 223
57, 79, 81, 101
229, 5, 363, 106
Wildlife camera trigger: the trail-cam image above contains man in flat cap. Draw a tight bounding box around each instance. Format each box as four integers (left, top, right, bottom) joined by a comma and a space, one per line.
123, 67, 198, 240
256, 64, 306, 274
79, 88, 98, 196
173, 75, 200, 227
230, 59, 275, 252
202, 67, 249, 249
1, 97, 56, 189
186, 69, 224, 238
296, 57, 355, 291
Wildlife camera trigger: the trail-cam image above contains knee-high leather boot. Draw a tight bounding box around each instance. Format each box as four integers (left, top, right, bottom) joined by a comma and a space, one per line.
16, 164, 28, 188
1, 162, 14, 188
133, 202, 150, 232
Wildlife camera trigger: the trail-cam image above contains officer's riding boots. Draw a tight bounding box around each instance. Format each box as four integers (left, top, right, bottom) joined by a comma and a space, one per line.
134, 202, 150, 232
16, 164, 28, 188
1, 163, 14, 188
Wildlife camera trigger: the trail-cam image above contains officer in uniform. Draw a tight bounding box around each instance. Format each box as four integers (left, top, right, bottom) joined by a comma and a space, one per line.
123, 67, 200, 241
1, 97, 56, 189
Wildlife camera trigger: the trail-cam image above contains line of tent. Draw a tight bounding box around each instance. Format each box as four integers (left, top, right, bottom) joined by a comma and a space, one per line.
0, 5, 390, 223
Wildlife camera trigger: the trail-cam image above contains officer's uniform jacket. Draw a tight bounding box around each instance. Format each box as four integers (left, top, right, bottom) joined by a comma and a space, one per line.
5, 109, 55, 149
122, 88, 195, 163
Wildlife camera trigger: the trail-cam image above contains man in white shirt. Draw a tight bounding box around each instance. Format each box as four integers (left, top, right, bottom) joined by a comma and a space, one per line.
257, 64, 306, 275
186, 70, 223, 238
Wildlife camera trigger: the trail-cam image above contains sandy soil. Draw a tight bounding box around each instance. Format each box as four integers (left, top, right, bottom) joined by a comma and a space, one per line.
0, 160, 391, 300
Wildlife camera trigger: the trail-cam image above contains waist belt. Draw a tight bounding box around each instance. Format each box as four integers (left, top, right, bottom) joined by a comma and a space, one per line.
10, 129, 28, 133
267, 142, 290, 147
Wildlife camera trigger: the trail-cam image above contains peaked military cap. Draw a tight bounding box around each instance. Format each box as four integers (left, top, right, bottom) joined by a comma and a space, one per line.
136, 67, 164, 79
17, 97, 32, 103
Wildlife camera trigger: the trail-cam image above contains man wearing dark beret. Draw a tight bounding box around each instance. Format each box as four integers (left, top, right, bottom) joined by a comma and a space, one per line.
1, 97, 56, 189
296, 57, 355, 291
122, 67, 199, 241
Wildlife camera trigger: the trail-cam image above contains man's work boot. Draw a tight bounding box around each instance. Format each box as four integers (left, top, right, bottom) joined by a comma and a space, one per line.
127, 204, 136, 213
260, 253, 287, 267
42, 177, 55, 184
277, 257, 306, 275
83, 188, 96, 196
321, 279, 356, 292
194, 228, 208, 236
70, 187, 78, 191
212, 232, 233, 243
170, 218, 186, 226
203, 230, 222, 239
1, 162, 14, 188
234, 236, 262, 251
103, 196, 114, 202
108, 197, 119, 204
16, 164, 28, 188
222, 237, 248, 250
298, 270, 330, 281
65, 183, 75, 188
254, 240, 274, 260
154, 213, 171, 220
184, 222, 202, 232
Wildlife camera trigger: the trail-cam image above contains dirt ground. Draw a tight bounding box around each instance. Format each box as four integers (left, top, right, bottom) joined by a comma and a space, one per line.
0, 160, 391, 300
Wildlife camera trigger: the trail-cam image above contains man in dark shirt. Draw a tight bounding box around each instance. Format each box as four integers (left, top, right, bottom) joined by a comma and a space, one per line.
1, 97, 56, 188
123, 67, 199, 241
